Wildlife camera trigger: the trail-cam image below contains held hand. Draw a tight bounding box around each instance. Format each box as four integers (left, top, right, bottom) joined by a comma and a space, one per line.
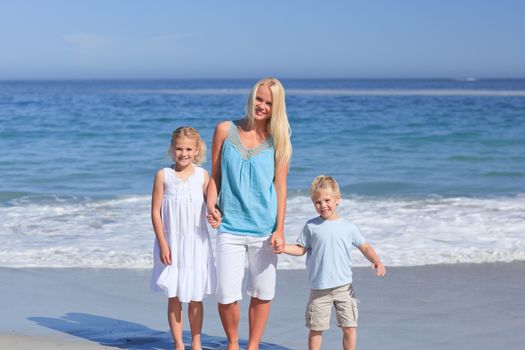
270, 232, 285, 254
371, 262, 386, 277
159, 245, 172, 265
206, 207, 222, 229
272, 240, 284, 254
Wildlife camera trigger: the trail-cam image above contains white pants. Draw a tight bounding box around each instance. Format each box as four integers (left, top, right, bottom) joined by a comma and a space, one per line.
216, 233, 278, 304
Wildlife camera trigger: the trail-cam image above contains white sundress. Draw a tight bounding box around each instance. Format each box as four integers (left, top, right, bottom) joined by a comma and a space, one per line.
150, 165, 216, 302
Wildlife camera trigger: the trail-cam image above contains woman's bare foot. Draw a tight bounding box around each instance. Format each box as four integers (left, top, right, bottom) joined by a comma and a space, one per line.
226, 343, 239, 350
191, 339, 202, 350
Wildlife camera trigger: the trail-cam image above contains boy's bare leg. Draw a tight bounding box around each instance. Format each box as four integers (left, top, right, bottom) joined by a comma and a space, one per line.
308, 330, 323, 350
342, 327, 357, 350
218, 302, 240, 350
168, 297, 185, 350
247, 297, 271, 350
188, 301, 203, 350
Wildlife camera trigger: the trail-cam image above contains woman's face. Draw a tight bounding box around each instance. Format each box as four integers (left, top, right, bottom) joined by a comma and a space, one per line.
253, 85, 273, 121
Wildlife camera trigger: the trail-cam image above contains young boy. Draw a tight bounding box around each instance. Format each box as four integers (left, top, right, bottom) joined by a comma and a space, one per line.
281, 175, 385, 350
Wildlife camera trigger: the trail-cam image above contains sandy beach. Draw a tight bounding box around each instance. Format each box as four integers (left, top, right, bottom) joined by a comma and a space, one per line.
1, 262, 524, 349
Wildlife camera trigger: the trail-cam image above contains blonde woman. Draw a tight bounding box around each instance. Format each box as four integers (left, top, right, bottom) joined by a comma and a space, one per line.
207, 78, 292, 350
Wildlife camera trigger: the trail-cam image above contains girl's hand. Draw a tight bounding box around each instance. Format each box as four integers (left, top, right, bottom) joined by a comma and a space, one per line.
271, 231, 285, 254
372, 262, 386, 277
159, 244, 172, 265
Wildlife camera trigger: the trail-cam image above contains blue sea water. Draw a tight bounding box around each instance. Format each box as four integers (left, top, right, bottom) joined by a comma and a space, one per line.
1, 79, 525, 268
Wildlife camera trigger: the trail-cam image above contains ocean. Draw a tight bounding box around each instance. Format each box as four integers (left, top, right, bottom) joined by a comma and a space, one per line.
1, 79, 524, 268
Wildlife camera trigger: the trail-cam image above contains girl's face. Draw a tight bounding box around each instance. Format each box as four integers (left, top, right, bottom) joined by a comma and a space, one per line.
253, 85, 273, 121
171, 136, 199, 169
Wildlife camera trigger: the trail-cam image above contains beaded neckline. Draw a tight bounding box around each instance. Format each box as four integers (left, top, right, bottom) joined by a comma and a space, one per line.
169, 164, 196, 183
228, 120, 273, 160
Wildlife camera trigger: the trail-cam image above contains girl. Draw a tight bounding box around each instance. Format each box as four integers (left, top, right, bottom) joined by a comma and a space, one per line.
207, 77, 292, 350
151, 126, 216, 350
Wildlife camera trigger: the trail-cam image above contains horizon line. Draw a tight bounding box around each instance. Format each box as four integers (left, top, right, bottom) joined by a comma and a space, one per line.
1, 77, 525, 82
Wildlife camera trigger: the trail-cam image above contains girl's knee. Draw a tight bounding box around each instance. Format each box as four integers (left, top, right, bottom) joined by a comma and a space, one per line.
189, 301, 203, 309
168, 297, 182, 305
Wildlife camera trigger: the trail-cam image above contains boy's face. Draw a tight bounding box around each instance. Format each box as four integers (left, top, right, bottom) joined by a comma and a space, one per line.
312, 190, 340, 220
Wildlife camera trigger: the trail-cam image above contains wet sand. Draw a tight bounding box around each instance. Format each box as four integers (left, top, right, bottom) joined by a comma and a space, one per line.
1, 262, 524, 349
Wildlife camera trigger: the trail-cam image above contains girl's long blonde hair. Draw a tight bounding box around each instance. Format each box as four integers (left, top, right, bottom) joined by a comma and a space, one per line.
245, 77, 292, 166
169, 126, 207, 165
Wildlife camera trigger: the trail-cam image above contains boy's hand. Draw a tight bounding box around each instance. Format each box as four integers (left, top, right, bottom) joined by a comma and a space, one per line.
272, 240, 283, 254
371, 262, 386, 276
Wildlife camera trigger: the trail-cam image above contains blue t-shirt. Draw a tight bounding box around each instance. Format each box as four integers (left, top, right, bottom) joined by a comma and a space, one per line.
297, 217, 366, 289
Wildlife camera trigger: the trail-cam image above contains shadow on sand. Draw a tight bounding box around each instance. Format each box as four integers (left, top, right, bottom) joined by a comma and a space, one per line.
29, 312, 291, 349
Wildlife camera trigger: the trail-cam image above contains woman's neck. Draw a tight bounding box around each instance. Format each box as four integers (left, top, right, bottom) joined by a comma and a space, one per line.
237, 118, 269, 148
243, 118, 268, 136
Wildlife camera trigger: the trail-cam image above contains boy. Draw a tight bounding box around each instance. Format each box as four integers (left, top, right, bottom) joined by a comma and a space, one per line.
281, 175, 385, 350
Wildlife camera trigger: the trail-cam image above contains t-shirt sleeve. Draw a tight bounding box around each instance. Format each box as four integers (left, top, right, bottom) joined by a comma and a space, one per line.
296, 223, 311, 249
351, 224, 366, 247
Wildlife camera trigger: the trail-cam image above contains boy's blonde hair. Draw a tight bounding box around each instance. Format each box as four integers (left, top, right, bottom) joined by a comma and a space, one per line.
245, 77, 292, 166
169, 126, 206, 165
310, 175, 341, 199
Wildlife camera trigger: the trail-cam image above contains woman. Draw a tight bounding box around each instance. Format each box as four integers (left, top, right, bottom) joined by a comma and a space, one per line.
207, 77, 292, 350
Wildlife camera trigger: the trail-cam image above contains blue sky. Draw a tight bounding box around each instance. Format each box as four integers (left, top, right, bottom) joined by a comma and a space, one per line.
1, 0, 524, 79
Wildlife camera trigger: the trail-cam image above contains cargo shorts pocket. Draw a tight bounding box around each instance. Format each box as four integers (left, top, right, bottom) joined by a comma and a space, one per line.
306, 301, 330, 330
350, 297, 358, 322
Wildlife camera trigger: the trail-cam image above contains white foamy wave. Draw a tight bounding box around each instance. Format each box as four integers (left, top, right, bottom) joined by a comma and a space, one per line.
0, 196, 154, 268
113, 88, 525, 97
1, 195, 524, 268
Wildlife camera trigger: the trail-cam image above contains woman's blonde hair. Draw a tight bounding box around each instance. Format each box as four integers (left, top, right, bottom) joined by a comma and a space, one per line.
169, 126, 206, 165
245, 77, 292, 166
310, 175, 341, 199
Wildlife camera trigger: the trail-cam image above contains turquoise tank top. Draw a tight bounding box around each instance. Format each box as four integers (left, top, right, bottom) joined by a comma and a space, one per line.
219, 120, 277, 237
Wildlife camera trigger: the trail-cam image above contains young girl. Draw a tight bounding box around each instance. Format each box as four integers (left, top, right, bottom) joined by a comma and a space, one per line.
207, 77, 292, 350
150, 126, 216, 350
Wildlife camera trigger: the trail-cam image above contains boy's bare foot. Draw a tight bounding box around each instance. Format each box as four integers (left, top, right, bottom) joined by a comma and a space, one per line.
174, 341, 185, 350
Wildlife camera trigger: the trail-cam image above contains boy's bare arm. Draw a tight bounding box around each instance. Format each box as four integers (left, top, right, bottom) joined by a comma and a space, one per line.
283, 244, 308, 256
358, 243, 386, 276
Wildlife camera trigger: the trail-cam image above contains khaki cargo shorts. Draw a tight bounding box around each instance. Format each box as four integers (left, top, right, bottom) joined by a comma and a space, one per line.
305, 283, 358, 331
